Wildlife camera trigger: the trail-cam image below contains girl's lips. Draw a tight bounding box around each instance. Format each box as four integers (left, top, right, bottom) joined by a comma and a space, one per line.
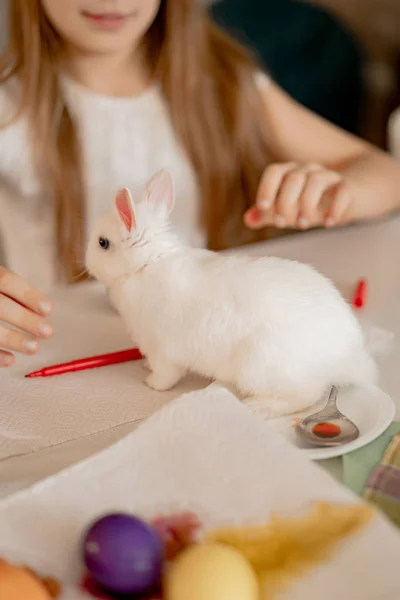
81, 10, 134, 30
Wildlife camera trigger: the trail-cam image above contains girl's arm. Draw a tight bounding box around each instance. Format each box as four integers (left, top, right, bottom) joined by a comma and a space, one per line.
245, 81, 400, 230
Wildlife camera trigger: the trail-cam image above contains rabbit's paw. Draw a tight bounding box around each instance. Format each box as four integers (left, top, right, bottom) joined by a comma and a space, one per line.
145, 367, 185, 391
244, 395, 291, 419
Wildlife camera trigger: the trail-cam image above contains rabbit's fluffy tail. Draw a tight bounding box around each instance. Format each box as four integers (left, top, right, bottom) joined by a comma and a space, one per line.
359, 318, 394, 359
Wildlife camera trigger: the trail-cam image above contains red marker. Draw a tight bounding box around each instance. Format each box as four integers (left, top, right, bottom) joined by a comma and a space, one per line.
352, 279, 367, 310
25, 347, 143, 378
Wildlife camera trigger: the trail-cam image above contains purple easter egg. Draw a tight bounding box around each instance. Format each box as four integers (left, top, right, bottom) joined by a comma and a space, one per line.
82, 513, 164, 595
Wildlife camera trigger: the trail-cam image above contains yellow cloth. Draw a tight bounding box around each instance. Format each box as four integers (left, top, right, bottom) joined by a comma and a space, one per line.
206, 501, 373, 598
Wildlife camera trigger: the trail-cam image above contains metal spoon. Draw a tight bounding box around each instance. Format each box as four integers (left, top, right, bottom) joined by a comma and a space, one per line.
295, 386, 360, 448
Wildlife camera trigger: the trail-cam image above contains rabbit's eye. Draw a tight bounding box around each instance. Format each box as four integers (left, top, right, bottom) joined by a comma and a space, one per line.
98, 237, 110, 250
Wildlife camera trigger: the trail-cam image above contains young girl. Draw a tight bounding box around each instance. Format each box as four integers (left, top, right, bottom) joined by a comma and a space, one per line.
1, 0, 400, 368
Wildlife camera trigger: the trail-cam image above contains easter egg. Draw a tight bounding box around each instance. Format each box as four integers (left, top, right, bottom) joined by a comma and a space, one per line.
82, 513, 164, 595
164, 543, 259, 600
0, 560, 51, 600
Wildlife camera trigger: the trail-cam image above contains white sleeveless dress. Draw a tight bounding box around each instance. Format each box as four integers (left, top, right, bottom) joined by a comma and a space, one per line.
0, 74, 269, 291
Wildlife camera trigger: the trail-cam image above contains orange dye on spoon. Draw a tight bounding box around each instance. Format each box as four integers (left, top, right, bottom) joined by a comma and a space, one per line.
312, 422, 341, 439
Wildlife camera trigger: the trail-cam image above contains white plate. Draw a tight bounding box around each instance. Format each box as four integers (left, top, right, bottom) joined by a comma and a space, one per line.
265, 385, 396, 460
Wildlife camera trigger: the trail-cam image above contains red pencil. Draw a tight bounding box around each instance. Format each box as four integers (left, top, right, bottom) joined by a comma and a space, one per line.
352, 278, 367, 310
25, 347, 144, 378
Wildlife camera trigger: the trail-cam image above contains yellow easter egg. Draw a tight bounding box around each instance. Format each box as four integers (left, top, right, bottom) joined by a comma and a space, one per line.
164, 543, 259, 600
0, 560, 51, 600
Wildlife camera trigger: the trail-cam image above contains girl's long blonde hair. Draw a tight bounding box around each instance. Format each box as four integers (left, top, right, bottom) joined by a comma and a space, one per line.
0, 0, 277, 283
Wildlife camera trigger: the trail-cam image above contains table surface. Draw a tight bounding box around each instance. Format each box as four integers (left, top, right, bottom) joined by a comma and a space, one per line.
1, 215, 399, 497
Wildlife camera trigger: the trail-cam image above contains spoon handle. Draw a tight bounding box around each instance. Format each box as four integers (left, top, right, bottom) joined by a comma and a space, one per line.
317, 386, 340, 418
326, 386, 338, 408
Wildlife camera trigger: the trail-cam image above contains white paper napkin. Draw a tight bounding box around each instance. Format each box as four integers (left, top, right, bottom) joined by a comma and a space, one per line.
0, 283, 206, 460
0, 387, 399, 600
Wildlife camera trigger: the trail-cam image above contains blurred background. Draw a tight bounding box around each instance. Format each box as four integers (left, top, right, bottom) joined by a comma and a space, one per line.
306, 0, 400, 148
1, 0, 400, 150
208, 0, 400, 150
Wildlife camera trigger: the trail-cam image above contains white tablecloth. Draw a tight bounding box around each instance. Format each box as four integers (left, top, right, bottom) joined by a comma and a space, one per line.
1, 215, 399, 497
1, 387, 399, 600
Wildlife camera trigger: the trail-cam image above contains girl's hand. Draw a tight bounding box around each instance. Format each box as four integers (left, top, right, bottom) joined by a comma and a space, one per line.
0, 267, 53, 367
244, 162, 353, 231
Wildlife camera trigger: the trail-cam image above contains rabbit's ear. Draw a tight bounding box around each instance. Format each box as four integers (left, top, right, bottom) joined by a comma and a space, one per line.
115, 188, 137, 232
143, 169, 174, 214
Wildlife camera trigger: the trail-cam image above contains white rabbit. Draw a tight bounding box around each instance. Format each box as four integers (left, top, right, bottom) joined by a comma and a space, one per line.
86, 169, 377, 418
